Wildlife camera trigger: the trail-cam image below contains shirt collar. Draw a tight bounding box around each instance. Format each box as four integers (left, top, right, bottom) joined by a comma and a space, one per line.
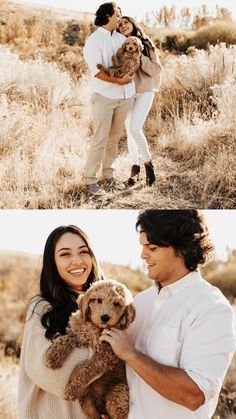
156, 270, 202, 297
98, 26, 113, 37
98, 27, 119, 37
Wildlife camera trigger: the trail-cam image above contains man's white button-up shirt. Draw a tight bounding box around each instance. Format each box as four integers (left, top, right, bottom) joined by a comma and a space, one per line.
83, 27, 135, 99
127, 270, 236, 419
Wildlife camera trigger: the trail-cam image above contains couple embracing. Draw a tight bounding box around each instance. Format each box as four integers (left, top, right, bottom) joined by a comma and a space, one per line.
83, 2, 162, 196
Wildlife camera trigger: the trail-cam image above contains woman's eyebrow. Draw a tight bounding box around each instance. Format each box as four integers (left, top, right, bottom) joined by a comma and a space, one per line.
56, 245, 88, 253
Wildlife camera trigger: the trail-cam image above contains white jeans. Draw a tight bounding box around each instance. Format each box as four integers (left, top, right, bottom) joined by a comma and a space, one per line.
125, 91, 154, 165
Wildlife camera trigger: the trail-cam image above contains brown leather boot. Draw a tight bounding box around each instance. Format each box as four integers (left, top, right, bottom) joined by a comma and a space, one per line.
144, 161, 155, 186
128, 164, 140, 185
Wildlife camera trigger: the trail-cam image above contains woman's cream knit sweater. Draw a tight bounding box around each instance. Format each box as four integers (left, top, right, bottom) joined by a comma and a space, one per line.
135, 48, 162, 93
18, 298, 93, 419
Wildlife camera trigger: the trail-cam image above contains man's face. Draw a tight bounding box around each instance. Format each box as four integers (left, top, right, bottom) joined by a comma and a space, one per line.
108, 7, 122, 30
139, 231, 187, 287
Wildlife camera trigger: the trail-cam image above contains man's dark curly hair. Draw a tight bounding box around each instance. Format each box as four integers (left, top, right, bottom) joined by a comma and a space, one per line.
136, 210, 214, 271
94, 2, 120, 26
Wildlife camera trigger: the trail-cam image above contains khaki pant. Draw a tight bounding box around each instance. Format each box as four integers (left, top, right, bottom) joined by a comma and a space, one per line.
84, 93, 133, 185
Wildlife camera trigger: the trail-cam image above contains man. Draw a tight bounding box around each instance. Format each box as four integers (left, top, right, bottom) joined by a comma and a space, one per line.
100, 210, 236, 418
83, 2, 136, 196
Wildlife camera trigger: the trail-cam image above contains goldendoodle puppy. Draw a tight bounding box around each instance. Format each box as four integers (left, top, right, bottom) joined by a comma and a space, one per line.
45, 279, 135, 419
97, 36, 143, 77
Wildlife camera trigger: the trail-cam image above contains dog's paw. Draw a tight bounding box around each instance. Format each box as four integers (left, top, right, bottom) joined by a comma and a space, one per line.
45, 353, 64, 369
64, 389, 76, 401
64, 385, 84, 401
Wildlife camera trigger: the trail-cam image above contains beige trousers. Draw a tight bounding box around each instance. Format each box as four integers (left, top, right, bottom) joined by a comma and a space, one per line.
84, 93, 133, 185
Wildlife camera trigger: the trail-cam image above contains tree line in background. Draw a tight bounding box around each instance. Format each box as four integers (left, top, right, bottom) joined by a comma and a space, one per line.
143, 5, 233, 30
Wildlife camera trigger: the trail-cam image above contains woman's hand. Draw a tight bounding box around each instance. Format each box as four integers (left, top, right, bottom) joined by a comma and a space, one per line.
99, 328, 135, 362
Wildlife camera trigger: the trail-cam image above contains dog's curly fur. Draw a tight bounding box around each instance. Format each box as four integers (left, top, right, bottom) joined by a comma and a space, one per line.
97, 36, 143, 77
45, 279, 135, 419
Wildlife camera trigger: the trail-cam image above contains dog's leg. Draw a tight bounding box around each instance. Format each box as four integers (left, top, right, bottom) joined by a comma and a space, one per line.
106, 383, 129, 419
80, 391, 100, 419
45, 335, 77, 369
96, 64, 111, 76
64, 349, 118, 401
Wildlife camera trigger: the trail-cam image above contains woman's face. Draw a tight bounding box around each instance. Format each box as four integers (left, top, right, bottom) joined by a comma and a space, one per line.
54, 232, 93, 291
119, 18, 134, 37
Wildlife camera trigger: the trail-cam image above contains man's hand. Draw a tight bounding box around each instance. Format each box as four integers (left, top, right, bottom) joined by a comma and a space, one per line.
99, 328, 135, 361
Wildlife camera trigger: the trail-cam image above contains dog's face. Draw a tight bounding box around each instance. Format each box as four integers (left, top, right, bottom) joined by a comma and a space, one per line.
123, 36, 143, 53
78, 279, 135, 330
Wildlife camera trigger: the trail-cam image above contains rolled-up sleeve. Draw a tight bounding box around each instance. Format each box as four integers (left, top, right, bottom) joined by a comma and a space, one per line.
83, 36, 103, 78
180, 300, 236, 403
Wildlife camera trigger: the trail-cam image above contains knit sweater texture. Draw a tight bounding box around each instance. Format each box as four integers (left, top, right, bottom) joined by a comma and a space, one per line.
135, 48, 162, 93
18, 298, 93, 418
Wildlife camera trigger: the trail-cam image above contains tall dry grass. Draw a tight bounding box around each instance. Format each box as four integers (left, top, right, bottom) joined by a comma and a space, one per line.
0, 1, 236, 208
0, 349, 19, 419
1, 42, 236, 208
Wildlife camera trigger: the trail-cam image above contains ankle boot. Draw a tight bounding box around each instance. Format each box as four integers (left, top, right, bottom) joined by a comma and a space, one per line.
128, 164, 140, 185
144, 161, 155, 186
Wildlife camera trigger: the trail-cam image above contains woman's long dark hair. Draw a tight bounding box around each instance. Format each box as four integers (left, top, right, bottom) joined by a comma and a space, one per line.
31, 225, 102, 340
118, 16, 155, 58
136, 210, 214, 271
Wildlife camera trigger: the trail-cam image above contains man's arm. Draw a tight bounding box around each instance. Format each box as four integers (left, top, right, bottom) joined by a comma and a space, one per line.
95, 68, 135, 85
99, 328, 205, 411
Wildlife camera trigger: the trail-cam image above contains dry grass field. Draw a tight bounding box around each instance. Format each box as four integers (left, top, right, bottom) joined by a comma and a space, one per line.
0, 249, 235, 418
0, 1, 235, 209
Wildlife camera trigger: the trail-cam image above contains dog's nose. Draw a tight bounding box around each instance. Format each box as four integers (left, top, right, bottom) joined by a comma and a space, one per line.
101, 314, 110, 323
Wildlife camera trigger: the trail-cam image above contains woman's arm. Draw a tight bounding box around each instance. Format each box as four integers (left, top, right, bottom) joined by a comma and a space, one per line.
22, 300, 92, 398
140, 48, 162, 77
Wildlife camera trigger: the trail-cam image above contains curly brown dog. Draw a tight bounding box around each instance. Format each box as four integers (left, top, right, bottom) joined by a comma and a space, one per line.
97, 36, 143, 77
45, 279, 135, 419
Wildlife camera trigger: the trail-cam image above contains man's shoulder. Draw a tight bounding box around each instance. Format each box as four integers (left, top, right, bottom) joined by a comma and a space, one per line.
84, 28, 102, 44
198, 277, 229, 301
134, 284, 156, 305
113, 31, 126, 41
191, 277, 233, 315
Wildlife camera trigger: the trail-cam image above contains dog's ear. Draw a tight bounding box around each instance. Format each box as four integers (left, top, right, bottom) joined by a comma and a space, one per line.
116, 47, 123, 59
119, 304, 136, 329
77, 293, 90, 321
122, 41, 128, 52
139, 40, 144, 52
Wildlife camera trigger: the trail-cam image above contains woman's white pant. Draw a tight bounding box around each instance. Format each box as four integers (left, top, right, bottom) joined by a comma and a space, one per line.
125, 91, 155, 165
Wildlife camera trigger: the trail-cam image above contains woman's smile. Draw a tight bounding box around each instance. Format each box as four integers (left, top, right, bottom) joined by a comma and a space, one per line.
55, 232, 93, 291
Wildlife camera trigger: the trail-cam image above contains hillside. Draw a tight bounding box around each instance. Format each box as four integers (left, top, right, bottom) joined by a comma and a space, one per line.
1, 0, 94, 22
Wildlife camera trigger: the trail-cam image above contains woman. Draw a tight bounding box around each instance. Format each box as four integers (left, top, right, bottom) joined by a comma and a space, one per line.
18, 225, 102, 419
118, 17, 162, 186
